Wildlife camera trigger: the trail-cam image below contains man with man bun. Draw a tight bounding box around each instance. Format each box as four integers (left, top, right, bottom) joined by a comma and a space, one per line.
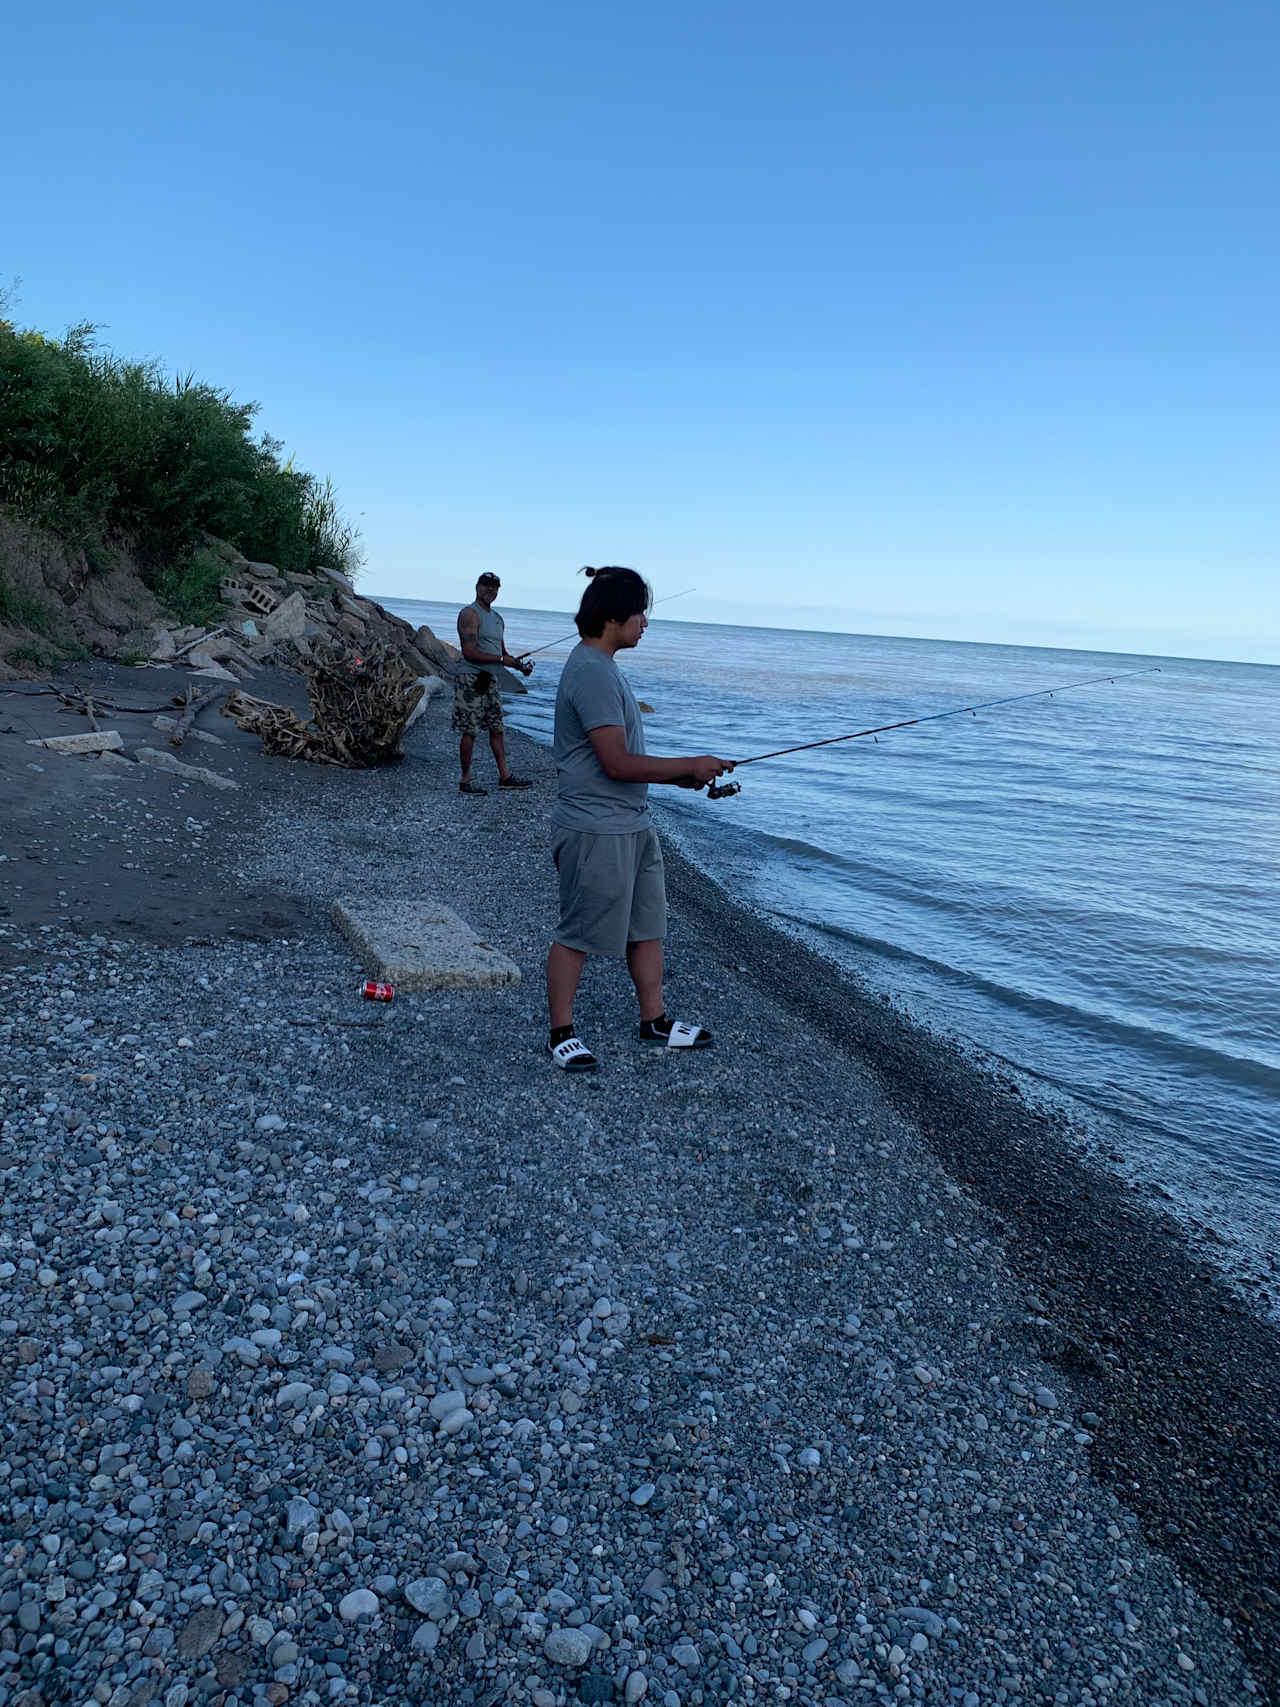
545, 566, 733, 1071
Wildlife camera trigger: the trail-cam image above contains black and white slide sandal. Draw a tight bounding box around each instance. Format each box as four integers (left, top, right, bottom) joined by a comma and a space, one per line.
549, 1037, 599, 1072
638, 1016, 713, 1049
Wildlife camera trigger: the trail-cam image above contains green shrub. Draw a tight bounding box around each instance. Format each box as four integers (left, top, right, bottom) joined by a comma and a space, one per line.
302, 475, 362, 575
152, 545, 229, 627
0, 572, 60, 636
5, 633, 87, 669
7, 638, 63, 669
0, 571, 89, 667
0, 313, 364, 595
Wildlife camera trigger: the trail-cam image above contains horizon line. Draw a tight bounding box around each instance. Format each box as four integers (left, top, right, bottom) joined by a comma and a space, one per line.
371, 591, 1278, 673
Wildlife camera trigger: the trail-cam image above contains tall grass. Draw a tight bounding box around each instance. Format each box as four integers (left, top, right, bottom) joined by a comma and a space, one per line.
0, 572, 87, 660
0, 309, 364, 611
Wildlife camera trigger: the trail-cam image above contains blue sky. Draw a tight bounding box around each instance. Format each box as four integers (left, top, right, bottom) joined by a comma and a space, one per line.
5, 0, 1277, 661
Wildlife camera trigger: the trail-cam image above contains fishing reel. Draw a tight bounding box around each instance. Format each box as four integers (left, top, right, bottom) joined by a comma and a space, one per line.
707, 779, 741, 800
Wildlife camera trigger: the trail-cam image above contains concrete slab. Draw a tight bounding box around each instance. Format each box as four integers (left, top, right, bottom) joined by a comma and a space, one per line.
135, 747, 239, 790
331, 897, 521, 992
27, 731, 124, 755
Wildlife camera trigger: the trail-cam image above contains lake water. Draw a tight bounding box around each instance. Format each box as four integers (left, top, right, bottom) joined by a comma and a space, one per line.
385, 596, 1280, 1289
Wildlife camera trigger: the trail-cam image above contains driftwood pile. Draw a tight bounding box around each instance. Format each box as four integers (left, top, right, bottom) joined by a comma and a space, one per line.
221, 639, 424, 768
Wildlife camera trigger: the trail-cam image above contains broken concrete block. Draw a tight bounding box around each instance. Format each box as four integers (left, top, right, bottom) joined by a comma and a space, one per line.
331, 897, 521, 992
317, 565, 355, 594
221, 575, 279, 616
201, 635, 258, 672
27, 731, 124, 755
135, 748, 239, 790
186, 654, 239, 681
150, 627, 177, 661
99, 750, 134, 768
263, 590, 309, 641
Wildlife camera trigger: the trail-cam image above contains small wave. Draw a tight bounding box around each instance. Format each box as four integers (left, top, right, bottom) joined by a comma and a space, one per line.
740, 829, 866, 877
774, 908, 1280, 1094
737, 824, 976, 904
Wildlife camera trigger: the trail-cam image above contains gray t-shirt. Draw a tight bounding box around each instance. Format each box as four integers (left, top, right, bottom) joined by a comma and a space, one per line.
552, 643, 652, 833
456, 601, 505, 681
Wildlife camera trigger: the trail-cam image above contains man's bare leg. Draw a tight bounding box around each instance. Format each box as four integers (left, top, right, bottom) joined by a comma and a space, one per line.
489, 726, 512, 782
458, 732, 476, 783
627, 938, 665, 1025
547, 942, 587, 1032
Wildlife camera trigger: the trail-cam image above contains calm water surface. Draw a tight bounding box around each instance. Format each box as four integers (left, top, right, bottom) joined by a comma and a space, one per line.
386, 597, 1280, 1285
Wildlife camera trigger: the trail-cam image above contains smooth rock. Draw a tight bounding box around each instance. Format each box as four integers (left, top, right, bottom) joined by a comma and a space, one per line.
177, 1605, 222, 1658
405, 1577, 452, 1620
545, 1626, 594, 1667
285, 1495, 320, 1536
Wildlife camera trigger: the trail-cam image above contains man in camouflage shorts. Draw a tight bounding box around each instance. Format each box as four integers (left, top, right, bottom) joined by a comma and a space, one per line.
453, 572, 534, 794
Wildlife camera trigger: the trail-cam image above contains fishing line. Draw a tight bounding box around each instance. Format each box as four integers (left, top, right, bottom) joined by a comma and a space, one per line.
704, 665, 1163, 799
519, 587, 698, 660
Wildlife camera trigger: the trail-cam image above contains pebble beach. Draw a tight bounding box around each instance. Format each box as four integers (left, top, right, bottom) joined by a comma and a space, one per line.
2, 666, 1277, 1707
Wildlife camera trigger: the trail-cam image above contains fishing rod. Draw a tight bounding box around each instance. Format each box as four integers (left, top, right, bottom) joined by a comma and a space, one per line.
519, 587, 698, 661
703, 665, 1163, 799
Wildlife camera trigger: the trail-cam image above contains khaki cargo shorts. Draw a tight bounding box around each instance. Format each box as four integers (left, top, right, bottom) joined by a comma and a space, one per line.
552, 828, 667, 958
451, 673, 504, 735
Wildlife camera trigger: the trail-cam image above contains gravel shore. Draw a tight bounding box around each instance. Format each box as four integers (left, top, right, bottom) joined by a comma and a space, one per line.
1, 676, 1273, 1707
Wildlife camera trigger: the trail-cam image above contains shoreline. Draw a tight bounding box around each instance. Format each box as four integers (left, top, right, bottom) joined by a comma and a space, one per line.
660, 827, 1280, 1313
660, 834, 1280, 1693
1, 671, 1275, 1704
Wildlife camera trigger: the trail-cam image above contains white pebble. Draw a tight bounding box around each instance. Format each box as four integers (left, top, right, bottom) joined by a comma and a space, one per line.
338, 1589, 379, 1621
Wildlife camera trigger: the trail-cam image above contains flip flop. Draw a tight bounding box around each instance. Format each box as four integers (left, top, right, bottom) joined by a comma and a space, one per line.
549, 1036, 598, 1072
458, 779, 487, 795
638, 1016, 713, 1049
498, 775, 532, 789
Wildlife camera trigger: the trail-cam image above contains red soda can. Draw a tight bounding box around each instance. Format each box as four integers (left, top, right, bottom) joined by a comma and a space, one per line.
359, 980, 395, 1002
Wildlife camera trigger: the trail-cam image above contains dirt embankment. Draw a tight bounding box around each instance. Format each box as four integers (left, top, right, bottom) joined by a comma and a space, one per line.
0, 509, 465, 689
0, 510, 165, 677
